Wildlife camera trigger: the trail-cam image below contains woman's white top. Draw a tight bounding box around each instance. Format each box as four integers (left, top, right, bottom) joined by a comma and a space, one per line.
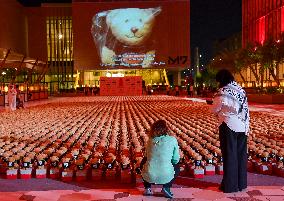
211, 81, 250, 135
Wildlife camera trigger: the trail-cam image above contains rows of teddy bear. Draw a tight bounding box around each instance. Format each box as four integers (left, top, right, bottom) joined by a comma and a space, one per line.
0, 96, 283, 179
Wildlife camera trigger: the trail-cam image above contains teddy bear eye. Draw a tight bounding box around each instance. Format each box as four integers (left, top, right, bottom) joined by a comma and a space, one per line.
139, 19, 142, 22
125, 19, 129, 23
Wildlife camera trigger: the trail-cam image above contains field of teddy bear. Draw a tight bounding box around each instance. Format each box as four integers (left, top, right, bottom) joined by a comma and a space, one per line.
0, 96, 283, 182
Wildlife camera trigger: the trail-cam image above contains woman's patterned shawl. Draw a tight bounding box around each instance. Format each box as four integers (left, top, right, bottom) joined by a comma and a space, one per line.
217, 81, 250, 134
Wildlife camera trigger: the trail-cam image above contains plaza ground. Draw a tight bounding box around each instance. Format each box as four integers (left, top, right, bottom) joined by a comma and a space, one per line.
0, 96, 283, 201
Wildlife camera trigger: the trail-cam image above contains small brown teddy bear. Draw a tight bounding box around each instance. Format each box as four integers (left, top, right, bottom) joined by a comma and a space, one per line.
60, 157, 72, 169
89, 157, 101, 169
22, 156, 32, 169
75, 158, 85, 170
104, 153, 117, 169
36, 154, 46, 169
50, 155, 59, 168
121, 155, 131, 170
71, 149, 80, 160
205, 154, 214, 165
194, 155, 203, 169
7, 157, 19, 169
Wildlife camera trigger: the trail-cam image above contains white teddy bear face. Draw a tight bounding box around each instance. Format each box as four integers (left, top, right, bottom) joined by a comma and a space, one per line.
106, 8, 161, 46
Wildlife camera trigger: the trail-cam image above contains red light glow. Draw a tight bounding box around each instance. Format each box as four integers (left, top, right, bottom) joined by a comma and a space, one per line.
281, 7, 284, 32
259, 16, 265, 44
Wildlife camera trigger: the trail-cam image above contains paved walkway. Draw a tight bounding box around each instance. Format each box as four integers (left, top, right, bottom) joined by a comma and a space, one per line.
0, 173, 283, 201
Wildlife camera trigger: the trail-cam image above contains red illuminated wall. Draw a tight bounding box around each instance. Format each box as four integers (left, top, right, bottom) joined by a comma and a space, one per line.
100, 76, 142, 96
72, 1, 190, 70
281, 6, 284, 32
24, 7, 47, 61
0, 0, 27, 54
242, 0, 284, 47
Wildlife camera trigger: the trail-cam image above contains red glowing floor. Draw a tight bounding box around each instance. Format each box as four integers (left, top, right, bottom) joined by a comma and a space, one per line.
0, 173, 283, 201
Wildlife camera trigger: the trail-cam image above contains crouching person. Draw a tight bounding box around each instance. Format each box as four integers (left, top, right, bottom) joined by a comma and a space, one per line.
141, 120, 180, 198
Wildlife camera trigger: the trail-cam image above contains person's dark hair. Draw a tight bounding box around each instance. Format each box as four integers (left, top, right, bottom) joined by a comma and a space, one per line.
215, 69, 235, 88
150, 120, 168, 138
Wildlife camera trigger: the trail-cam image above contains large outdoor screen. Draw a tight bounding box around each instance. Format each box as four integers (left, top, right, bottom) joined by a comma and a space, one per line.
73, 1, 190, 70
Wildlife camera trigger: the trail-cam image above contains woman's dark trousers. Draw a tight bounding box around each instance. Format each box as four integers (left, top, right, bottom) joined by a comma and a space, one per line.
219, 122, 247, 193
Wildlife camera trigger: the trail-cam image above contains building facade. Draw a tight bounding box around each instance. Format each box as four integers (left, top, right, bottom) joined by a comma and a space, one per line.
242, 0, 284, 46
0, 0, 190, 94
241, 0, 284, 87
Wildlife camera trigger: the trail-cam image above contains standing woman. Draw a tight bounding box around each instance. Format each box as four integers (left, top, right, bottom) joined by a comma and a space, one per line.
211, 69, 250, 193
141, 120, 180, 198
8, 84, 17, 111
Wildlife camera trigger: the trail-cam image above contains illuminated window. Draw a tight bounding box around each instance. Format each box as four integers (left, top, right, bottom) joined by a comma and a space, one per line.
46, 16, 73, 62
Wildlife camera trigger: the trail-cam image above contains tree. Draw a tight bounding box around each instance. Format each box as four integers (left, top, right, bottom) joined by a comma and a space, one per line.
209, 33, 284, 89
209, 49, 246, 82
274, 33, 284, 83
234, 54, 247, 83
199, 67, 218, 87
259, 38, 280, 87
241, 43, 261, 84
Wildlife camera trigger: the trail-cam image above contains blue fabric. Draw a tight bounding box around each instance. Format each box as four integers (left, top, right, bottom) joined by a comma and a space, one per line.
142, 135, 180, 184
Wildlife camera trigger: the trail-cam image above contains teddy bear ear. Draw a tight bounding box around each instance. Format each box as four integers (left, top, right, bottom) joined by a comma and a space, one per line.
146, 7, 162, 17
91, 11, 109, 40
91, 10, 110, 51
92, 11, 109, 29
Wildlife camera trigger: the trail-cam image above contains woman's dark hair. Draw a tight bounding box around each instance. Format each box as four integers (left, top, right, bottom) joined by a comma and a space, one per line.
150, 120, 168, 138
215, 69, 235, 87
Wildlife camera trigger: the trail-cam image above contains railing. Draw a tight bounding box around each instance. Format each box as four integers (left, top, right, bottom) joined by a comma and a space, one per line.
27, 91, 48, 101
0, 90, 49, 107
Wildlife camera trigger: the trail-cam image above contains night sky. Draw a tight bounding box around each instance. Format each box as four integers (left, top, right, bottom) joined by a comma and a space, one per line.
18, 0, 242, 66
190, 0, 242, 66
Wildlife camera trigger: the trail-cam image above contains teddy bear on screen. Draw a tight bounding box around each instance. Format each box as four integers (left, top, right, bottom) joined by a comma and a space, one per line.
91, 7, 161, 68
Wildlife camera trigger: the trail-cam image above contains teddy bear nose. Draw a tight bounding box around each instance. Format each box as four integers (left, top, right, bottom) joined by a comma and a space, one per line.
131, 27, 138, 34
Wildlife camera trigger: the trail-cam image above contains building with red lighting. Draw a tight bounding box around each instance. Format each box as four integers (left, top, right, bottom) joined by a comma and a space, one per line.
241, 0, 284, 87
242, 0, 284, 46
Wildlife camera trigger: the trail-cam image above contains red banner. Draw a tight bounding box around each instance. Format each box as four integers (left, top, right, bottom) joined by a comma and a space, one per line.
100, 76, 142, 96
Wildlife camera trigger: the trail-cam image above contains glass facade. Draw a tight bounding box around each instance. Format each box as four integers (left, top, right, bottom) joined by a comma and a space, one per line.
47, 16, 73, 62
46, 16, 74, 92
